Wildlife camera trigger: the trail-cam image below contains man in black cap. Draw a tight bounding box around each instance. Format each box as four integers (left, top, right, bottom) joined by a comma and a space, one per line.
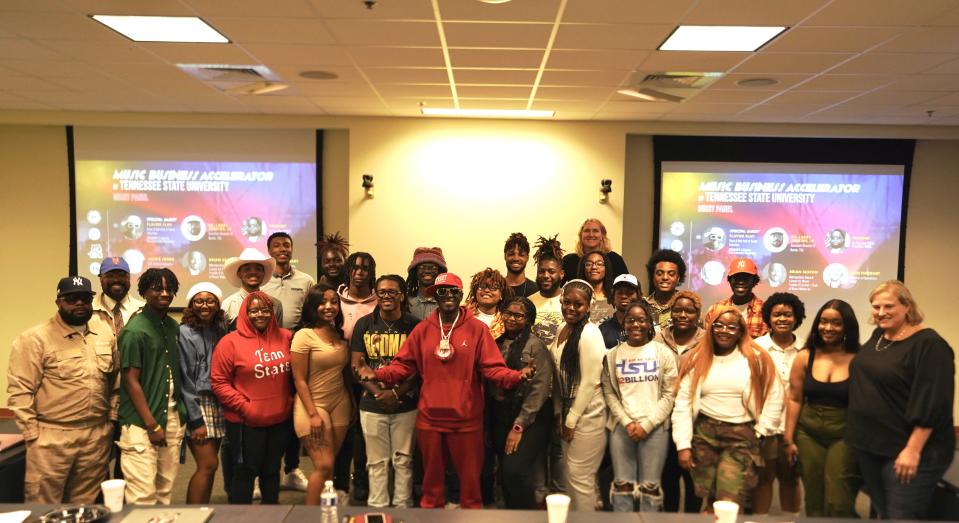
7, 276, 118, 503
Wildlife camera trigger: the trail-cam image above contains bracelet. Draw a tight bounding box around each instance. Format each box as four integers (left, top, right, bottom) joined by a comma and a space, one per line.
391, 388, 400, 400
149, 424, 162, 434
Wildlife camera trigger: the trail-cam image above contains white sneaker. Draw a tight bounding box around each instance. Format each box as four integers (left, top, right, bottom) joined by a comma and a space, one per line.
281, 468, 309, 492
444, 502, 460, 509
252, 478, 262, 500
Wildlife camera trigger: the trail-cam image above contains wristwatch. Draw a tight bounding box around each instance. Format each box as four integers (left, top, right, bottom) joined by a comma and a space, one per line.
511, 424, 524, 433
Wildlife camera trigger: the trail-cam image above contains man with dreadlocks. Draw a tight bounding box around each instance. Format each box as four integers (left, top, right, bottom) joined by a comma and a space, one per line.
465, 267, 513, 339
338, 252, 377, 341
117, 268, 186, 504
530, 235, 565, 346
406, 247, 447, 321
504, 232, 539, 298
318, 232, 350, 289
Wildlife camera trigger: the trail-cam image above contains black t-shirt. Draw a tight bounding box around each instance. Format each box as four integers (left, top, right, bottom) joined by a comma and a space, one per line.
847, 327, 955, 457
350, 311, 421, 413
510, 279, 539, 298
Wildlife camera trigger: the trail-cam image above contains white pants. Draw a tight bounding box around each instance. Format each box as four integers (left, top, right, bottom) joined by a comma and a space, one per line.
561, 390, 607, 511
119, 394, 185, 504
360, 409, 417, 508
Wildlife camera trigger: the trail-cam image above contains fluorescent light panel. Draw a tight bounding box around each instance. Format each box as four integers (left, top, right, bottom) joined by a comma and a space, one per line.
91, 15, 229, 43
421, 108, 555, 118
659, 26, 785, 52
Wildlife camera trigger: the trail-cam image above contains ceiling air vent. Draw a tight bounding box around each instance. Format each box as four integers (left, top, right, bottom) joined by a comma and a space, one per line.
176, 64, 287, 95
618, 72, 723, 103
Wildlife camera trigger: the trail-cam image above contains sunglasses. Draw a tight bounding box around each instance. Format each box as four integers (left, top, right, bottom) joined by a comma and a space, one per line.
375, 289, 401, 298
434, 287, 462, 298
61, 294, 94, 305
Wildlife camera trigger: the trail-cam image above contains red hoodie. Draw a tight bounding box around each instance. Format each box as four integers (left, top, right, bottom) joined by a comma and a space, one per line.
375, 306, 522, 432
211, 292, 293, 427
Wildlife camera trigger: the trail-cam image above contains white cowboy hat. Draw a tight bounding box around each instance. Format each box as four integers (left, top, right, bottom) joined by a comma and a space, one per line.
223, 248, 275, 288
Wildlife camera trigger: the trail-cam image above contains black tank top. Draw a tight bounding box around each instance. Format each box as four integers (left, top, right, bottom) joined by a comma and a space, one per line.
803, 345, 849, 408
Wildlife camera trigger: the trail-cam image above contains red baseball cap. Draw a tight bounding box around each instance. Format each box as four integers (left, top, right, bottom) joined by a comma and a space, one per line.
727, 257, 759, 277
424, 272, 463, 297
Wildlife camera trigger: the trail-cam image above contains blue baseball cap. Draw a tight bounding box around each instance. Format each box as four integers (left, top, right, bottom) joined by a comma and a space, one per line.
99, 256, 130, 275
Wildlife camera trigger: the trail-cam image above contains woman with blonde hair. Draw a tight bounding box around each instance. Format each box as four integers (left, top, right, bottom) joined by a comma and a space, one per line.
847, 280, 954, 520
562, 218, 629, 283
671, 305, 783, 507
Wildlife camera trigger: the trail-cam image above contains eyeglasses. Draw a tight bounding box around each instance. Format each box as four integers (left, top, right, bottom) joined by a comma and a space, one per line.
584, 261, 606, 268
502, 311, 527, 320
624, 316, 650, 326
712, 322, 741, 333
375, 289, 401, 298
61, 294, 94, 305
434, 287, 462, 298
192, 298, 218, 307
477, 284, 502, 292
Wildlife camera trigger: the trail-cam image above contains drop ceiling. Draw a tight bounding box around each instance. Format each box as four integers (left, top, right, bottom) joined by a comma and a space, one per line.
1, 0, 959, 124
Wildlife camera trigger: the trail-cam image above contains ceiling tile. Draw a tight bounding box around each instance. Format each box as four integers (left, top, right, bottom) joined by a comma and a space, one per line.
640, 51, 749, 72
184, 0, 317, 18
554, 24, 673, 51
325, 20, 439, 46
0, 75, 70, 90
563, 0, 696, 24
449, 48, 544, 68
530, 100, 602, 112
927, 92, 959, 105
668, 102, 752, 115
829, 53, 958, 75
374, 83, 453, 98
269, 65, 364, 83
364, 67, 449, 83
535, 85, 615, 100
444, 21, 551, 48
762, 90, 860, 105
741, 103, 824, 117
209, 17, 336, 45
243, 43, 354, 66
0, 12, 118, 41
547, 49, 648, 69
804, 0, 959, 26
309, 0, 434, 20
292, 81, 377, 97
62, 0, 195, 16
885, 74, 959, 91
923, 57, 959, 74
849, 89, 946, 105
795, 74, 897, 91
875, 27, 959, 53
0, 38, 66, 60
764, 27, 903, 53
453, 68, 538, 84
457, 85, 533, 98
691, 89, 780, 104
349, 46, 444, 67
40, 39, 162, 63
733, 52, 854, 74
457, 99, 529, 109
2, 59, 102, 77
138, 43, 255, 65
540, 69, 630, 86
710, 73, 812, 90
0, 0, 76, 12
682, 0, 826, 25
439, 0, 561, 22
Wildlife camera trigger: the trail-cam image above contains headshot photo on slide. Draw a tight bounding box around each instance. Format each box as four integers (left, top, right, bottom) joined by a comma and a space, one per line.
701, 260, 726, 286
242, 216, 266, 243
764, 262, 787, 288
119, 214, 143, 240
822, 262, 850, 289
702, 226, 726, 252
181, 215, 207, 242
826, 228, 848, 254
183, 250, 207, 276
763, 227, 789, 253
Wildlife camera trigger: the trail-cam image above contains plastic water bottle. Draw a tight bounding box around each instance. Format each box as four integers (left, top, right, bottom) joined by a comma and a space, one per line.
320, 480, 338, 523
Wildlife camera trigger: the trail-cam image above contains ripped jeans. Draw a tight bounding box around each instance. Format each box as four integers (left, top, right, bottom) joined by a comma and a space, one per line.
359, 409, 417, 507
609, 423, 669, 512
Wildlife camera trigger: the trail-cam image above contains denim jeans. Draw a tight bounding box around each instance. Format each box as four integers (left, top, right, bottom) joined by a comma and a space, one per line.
360, 409, 417, 508
609, 423, 669, 512
857, 446, 953, 520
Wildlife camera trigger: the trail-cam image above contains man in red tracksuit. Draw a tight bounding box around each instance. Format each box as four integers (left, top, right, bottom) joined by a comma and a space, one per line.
355, 272, 533, 508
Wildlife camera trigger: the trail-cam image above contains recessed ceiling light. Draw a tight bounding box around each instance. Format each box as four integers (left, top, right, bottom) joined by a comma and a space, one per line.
476, 0, 513, 4
90, 15, 229, 43
736, 77, 779, 87
659, 26, 786, 52
299, 70, 339, 80
617, 88, 685, 103
421, 108, 554, 118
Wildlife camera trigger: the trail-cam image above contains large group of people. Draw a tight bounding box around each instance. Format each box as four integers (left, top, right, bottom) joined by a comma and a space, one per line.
6, 218, 955, 520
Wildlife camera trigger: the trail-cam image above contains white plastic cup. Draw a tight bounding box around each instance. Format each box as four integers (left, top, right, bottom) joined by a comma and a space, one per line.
546, 493, 571, 523
713, 500, 740, 523
101, 479, 126, 513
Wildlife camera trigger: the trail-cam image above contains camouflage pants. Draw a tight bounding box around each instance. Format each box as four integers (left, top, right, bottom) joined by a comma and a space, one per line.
690, 415, 762, 505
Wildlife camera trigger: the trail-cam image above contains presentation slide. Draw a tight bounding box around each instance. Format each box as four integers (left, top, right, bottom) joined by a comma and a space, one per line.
659, 161, 905, 324
75, 160, 317, 306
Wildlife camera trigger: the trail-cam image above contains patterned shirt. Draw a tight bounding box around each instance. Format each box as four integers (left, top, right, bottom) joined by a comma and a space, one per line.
705, 295, 767, 339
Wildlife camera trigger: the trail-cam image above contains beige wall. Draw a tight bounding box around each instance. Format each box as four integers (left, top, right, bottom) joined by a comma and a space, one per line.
1, 116, 957, 418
